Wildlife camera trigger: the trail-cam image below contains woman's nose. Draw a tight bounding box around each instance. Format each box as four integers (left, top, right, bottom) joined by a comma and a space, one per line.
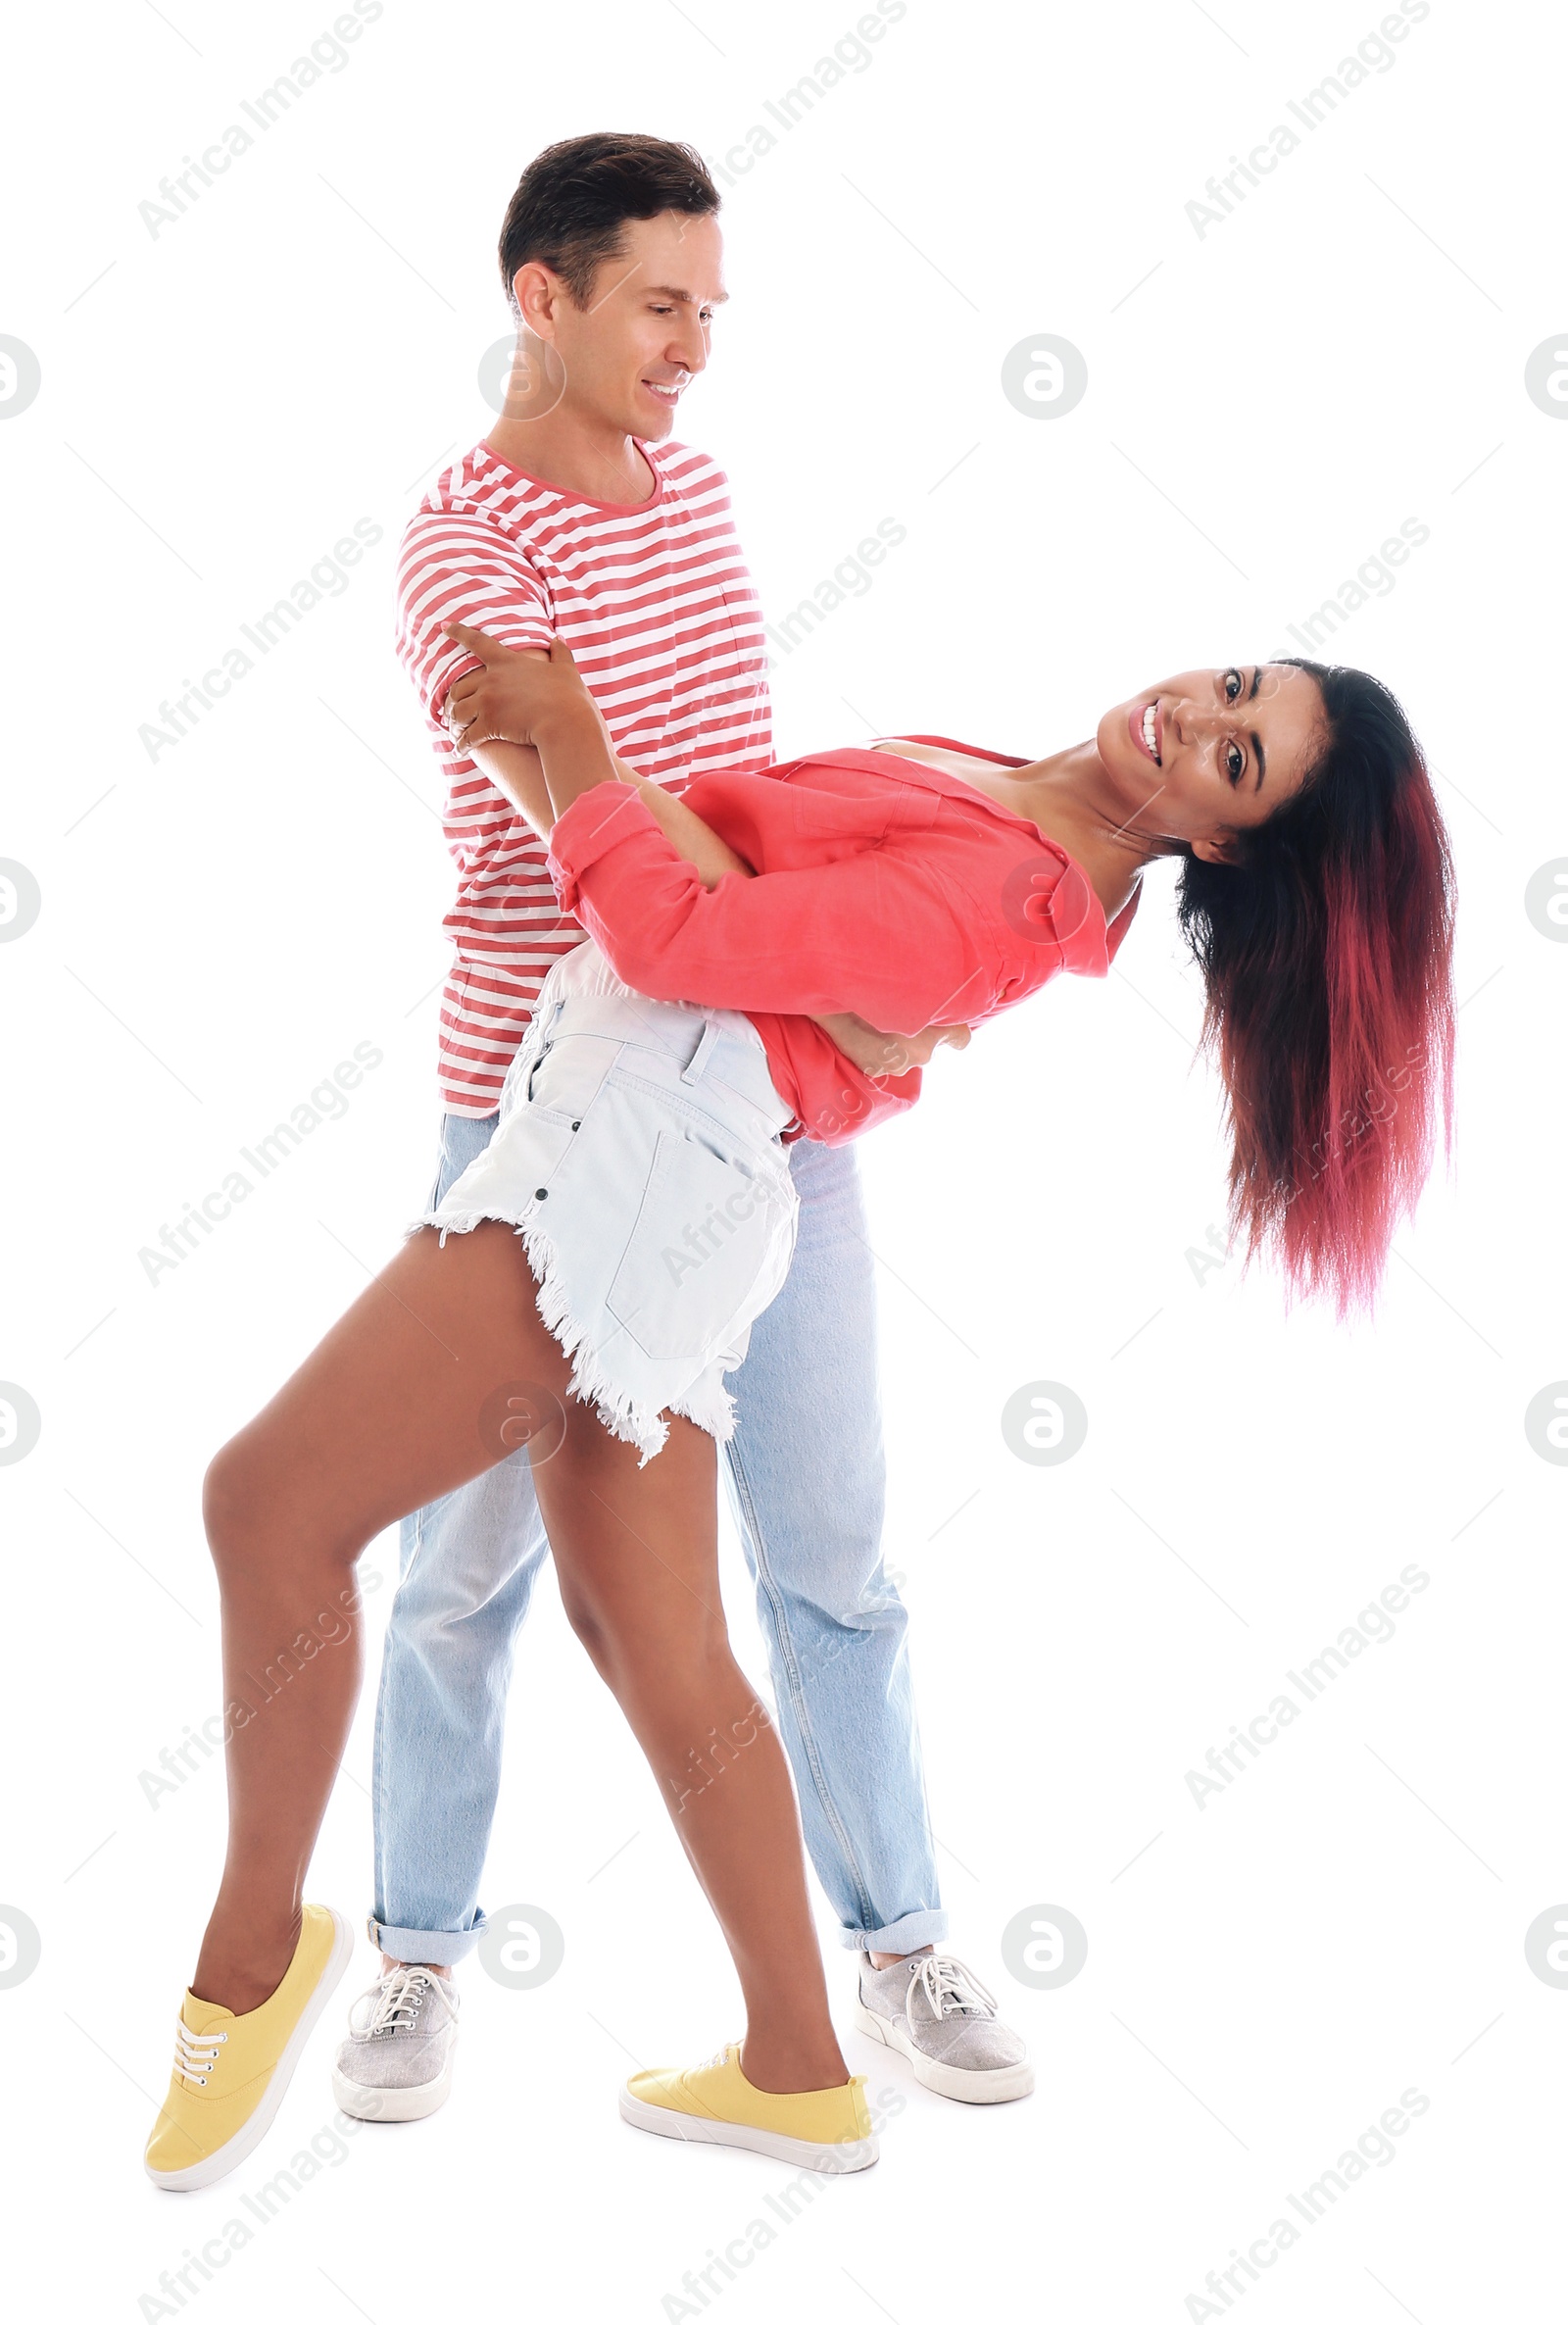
1171, 702, 1220, 750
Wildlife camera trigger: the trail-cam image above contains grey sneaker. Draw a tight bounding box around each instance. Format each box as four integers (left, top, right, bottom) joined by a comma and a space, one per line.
332, 1966, 461, 2122
855, 1951, 1034, 2103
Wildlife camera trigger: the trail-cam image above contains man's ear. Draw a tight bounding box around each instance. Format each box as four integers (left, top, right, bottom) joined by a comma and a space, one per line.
511, 261, 561, 341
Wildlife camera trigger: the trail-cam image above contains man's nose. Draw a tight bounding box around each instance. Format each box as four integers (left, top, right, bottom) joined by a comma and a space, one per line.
677, 313, 711, 373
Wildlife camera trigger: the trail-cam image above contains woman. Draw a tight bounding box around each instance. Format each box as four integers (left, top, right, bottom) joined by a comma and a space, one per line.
145, 635, 1454, 2190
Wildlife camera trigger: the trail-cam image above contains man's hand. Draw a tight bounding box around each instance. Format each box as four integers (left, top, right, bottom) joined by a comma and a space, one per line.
816, 1014, 972, 1080
443, 622, 601, 754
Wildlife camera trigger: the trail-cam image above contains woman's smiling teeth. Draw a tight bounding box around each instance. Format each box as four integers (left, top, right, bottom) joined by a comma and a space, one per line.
1140, 701, 1161, 765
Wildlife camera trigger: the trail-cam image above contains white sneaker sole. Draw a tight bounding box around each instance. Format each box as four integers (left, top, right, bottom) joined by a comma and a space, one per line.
146, 1908, 356, 2192
853, 2000, 1036, 2104
618, 2088, 878, 2174
331, 2058, 454, 2123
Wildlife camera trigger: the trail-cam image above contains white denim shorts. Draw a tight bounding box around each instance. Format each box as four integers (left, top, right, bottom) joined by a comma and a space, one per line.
420, 941, 800, 1462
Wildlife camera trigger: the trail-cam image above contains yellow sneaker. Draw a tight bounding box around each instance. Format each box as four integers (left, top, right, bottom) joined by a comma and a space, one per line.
144, 1905, 353, 2191
620, 2042, 877, 2173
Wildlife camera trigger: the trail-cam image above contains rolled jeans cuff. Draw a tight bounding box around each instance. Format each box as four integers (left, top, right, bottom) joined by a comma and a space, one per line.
368, 1908, 487, 1968
839, 1905, 949, 1954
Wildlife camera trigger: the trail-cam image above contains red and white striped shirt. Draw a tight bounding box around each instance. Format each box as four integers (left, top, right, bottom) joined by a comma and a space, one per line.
396, 436, 772, 1114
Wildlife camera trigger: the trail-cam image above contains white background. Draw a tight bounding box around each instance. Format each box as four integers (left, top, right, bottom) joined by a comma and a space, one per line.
1, 1, 1563, 2318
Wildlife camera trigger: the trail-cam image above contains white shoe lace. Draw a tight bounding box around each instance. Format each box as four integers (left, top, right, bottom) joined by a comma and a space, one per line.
350, 1966, 452, 2041
909, 1952, 997, 2020
172, 2020, 228, 2088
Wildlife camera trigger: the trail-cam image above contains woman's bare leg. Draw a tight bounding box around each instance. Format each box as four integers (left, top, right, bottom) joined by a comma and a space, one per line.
192, 1222, 568, 2012
532, 1415, 846, 2093
191, 1222, 845, 2089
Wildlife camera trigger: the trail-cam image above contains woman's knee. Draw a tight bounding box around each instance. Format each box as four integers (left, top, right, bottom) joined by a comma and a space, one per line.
203, 1434, 262, 1572
556, 1574, 614, 1677
558, 1570, 731, 1698
202, 1428, 354, 1586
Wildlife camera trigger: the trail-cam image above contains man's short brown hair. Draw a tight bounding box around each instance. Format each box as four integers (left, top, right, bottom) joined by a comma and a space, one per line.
498, 131, 720, 311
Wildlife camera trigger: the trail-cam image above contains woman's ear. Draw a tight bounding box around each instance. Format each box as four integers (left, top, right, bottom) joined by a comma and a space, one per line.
1191, 831, 1242, 867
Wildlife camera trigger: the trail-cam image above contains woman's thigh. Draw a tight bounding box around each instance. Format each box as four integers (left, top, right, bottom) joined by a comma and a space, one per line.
531, 1409, 729, 1668
216, 1222, 574, 1554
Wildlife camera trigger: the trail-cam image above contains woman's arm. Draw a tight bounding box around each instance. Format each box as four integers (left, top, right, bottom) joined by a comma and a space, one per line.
472, 734, 963, 1071
445, 625, 629, 829
448, 636, 980, 1064
472, 736, 757, 893
549, 777, 997, 1032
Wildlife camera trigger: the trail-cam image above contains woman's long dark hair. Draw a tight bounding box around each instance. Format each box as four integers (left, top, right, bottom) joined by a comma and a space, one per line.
1175, 660, 1455, 1316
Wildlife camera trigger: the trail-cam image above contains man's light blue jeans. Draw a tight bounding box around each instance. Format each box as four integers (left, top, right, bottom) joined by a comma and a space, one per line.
369, 1112, 946, 1963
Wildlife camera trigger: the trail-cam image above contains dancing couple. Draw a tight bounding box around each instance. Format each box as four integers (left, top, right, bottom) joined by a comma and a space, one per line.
145, 131, 1455, 2189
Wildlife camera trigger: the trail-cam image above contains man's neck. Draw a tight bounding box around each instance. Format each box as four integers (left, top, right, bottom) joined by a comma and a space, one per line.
484, 410, 656, 508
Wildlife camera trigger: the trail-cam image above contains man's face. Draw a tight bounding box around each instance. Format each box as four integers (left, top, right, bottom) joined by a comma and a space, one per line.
521, 210, 726, 442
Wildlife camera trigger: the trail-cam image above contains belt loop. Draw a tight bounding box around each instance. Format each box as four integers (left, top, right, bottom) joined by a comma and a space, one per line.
681, 1018, 720, 1085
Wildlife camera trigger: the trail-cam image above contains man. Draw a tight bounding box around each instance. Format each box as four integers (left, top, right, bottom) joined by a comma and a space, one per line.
333, 131, 1030, 2120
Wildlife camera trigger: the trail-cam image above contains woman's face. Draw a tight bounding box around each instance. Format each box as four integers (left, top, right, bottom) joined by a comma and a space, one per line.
1096, 663, 1326, 862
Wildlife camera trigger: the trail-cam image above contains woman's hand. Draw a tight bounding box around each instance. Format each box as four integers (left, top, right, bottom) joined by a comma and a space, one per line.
816, 1014, 972, 1079
443, 623, 601, 754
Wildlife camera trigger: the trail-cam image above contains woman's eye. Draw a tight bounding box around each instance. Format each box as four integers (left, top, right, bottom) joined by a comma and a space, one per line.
1225, 740, 1245, 784
1223, 667, 1243, 701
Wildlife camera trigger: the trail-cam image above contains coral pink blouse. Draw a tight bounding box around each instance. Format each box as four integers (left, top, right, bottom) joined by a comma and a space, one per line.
548, 736, 1142, 1143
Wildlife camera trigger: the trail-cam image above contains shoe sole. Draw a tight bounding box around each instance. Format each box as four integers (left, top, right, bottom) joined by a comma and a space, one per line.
146, 1909, 356, 2192
331, 2059, 454, 2123
618, 2089, 878, 2174
852, 2000, 1036, 2104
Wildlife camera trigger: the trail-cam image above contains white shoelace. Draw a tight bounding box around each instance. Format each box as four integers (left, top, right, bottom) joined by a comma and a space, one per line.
350, 1965, 447, 2040
172, 2020, 228, 2088
908, 1952, 998, 2021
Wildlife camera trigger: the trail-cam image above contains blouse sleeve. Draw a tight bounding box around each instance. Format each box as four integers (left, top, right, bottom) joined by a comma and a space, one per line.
547, 780, 1006, 1034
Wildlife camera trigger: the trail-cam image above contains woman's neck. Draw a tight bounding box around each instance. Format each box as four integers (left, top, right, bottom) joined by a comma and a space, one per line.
894, 739, 1156, 923
1015, 743, 1162, 922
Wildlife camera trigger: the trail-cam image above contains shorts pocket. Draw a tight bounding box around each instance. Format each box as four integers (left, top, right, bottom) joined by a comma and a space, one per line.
606, 1125, 791, 1363
521, 1029, 619, 1127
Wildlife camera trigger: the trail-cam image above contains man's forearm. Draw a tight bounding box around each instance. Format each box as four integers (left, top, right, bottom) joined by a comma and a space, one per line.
479, 731, 756, 898
535, 705, 631, 825
471, 739, 556, 839
634, 778, 757, 890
